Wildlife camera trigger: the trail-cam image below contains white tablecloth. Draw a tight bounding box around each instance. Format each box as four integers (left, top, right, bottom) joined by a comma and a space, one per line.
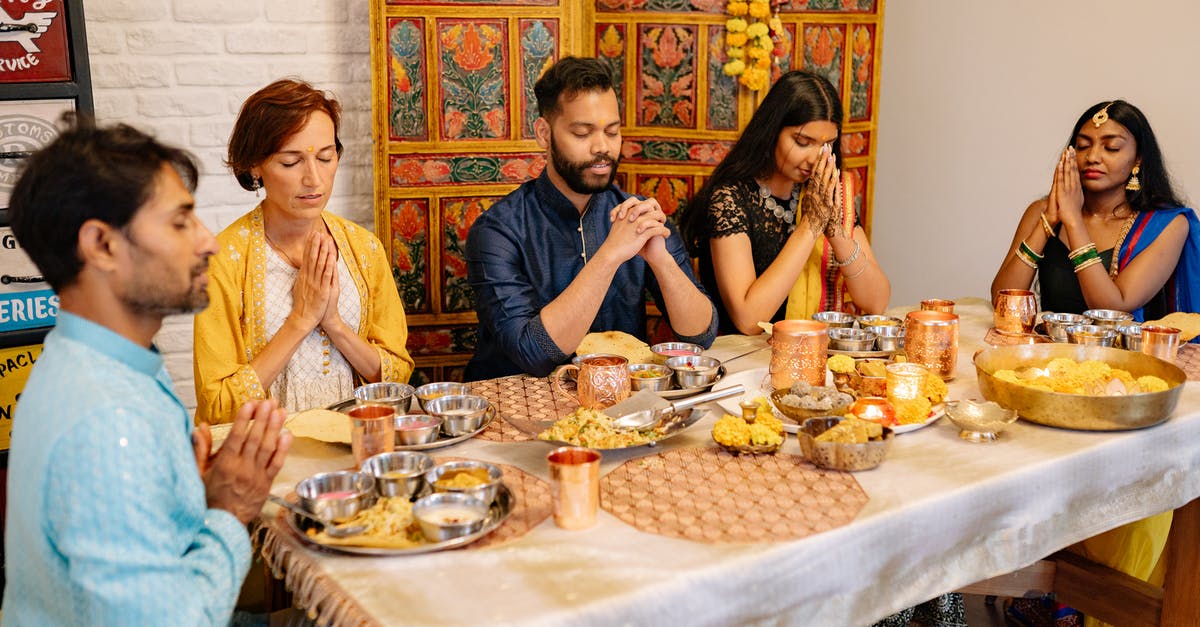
261, 297, 1200, 626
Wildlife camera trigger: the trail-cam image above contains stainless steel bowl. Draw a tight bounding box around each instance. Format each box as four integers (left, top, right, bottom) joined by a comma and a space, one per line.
650, 342, 702, 365
1117, 324, 1143, 351
354, 382, 415, 413
424, 394, 491, 436
296, 471, 376, 523
393, 414, 443, 446
974, 343, 1186, 430
664, 354, 722, 388
1042, 312, 1088, 342
869, 325, 905, 351
943, 399, 1019, 442
1066, 324, 1118, 347
857, 314, 902, 329
829, 327, 877, 351
1084, 308, 1135, 329
628, 363, 673, 391
413, 492, 489, 541
813, 311, 857, 329
362, 450, 434, 498
425, 460, 503, 504
414, 382, 470, 410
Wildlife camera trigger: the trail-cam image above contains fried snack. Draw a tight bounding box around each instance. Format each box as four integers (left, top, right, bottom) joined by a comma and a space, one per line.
996, 358, 1171, 395
712, 414, 751, 447
857, 359, 888, 378
827, 354, 856, 374
815, 417, 883, 444
577, 330, 656, 364
892, 396, 932, 425
922, 372, 948, 404
1143, 312, 1200, 342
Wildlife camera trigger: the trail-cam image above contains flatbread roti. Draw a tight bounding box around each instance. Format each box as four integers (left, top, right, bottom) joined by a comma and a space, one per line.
285, 408, 352, 444
1142, 312, 1200, 342
576, 331, 655, 364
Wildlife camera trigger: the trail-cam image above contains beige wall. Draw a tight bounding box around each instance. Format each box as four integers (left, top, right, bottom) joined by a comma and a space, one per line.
874, 0, 1200, 307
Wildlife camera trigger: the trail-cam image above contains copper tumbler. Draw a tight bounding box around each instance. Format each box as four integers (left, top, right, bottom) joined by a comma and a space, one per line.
904, 310, 959, 380
993, 289, 1037, 334
769, 319, 829, 389
1140, 325, 1181, 363
920, 299, 956, 314
347, 404, 396, 467
547, 446, 601, 530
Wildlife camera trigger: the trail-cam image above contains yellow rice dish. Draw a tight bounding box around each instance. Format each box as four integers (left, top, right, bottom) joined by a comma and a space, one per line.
308, 497, 424, 548
538, 407, 663, 448
993, 357, 1169, 396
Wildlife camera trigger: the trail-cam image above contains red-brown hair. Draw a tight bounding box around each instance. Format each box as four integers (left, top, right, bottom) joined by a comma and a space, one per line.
226, 78, 344, 190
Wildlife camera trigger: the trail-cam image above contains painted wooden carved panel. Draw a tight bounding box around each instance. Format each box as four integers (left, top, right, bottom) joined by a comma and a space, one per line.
372, 1, 884, 381
437, 19, 509, 140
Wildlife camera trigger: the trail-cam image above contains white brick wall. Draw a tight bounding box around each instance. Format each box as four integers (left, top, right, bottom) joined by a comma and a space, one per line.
85, 1, 373, 415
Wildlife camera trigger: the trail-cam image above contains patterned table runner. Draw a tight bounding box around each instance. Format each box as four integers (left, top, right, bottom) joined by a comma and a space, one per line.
599, 447, 868, 544
470, 375, 580, 442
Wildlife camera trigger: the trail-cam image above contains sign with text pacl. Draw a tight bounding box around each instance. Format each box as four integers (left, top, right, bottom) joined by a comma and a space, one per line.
0, 341, 41, 449
0, 0, 70, 83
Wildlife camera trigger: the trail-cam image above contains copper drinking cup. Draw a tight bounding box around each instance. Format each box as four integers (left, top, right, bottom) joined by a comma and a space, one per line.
904, 310, 959, 380
993, 289, 1037, 335
769, 319, 828, 389
920, 299, 956, 314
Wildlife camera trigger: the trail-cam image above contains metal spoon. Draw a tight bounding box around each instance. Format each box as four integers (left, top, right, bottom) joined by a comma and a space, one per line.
267, 494, 367, 538
718, 345, 770, 367
612, 384, 746, 431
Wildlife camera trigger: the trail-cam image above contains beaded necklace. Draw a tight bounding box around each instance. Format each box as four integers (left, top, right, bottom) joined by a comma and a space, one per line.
1108, 209, 1138, 279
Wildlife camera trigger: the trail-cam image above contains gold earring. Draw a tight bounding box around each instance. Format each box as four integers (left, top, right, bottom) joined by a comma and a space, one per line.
1126, 164, 1141, 192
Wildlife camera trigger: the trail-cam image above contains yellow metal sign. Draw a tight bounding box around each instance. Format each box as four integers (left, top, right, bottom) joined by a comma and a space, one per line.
0, 342, 42, 450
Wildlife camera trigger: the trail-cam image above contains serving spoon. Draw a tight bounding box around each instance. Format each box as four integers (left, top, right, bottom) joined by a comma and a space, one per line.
267, 494, 367, 538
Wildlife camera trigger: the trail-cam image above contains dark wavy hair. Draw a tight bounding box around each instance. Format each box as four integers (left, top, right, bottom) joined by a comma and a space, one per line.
226, 78, 344, 191
534, 56, 615, 119
679, 70, 843, 251
1069, 100, 1185, 214
9, 114, 198, 291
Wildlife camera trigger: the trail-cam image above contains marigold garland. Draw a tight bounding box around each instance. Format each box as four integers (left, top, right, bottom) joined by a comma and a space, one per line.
722, 0, 787, 92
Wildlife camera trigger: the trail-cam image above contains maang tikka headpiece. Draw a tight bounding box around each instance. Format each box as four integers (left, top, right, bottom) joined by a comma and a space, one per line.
1092, 101, 1117, 128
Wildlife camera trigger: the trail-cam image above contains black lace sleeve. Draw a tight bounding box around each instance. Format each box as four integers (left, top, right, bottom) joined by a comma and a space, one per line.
708, 183, 750, 238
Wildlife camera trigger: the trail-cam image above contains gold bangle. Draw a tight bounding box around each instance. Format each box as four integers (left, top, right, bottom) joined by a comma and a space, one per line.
1073, 256, 1103, 273
1039, 213, 1055, 238
1068, 242, 1097, 260
1014, 248, 1038, 269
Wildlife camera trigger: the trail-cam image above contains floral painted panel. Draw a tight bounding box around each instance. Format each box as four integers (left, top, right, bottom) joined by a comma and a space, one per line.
800, 24, 845, 96
437, 19, 509, 140
773, 22, 796, 83
390, 0, 555, 4
637, 24, 697, 128
779, 0, 876, 12
595, 23, 626, 106
388, 18, 427, 141
622, 138, 732, 166
406, 326, 478, 356
705, 26, 736, 131
843, 165, 867, 222
390, 153, 546, 186
849, 24, 875, 121
519, 19, 558, 139
635, 175, 690, 218
442, 197, 499, 313
595, 0, 724, 11
841, 131, 869, 157
390, 199, 430, 314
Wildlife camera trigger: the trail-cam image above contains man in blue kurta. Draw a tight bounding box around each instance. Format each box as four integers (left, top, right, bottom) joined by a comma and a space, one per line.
2, 119, 291, 625
465, 57, 718, 380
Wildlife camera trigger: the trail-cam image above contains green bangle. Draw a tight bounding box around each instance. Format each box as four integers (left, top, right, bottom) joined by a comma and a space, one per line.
1019, 240, 1044, 261
1070, 248, 1101, 268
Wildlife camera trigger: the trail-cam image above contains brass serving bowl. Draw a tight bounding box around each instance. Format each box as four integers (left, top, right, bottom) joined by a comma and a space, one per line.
769, 388, 853, 423
973, 344, 1186, 431
797, 417, 893, 471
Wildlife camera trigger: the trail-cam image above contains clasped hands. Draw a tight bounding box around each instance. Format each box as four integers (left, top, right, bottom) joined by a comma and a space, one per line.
193, 399, 292, 525
289, 230, 344, 333
800, 143, 854, 240
1043, 146, 1084, 232
602, 196, 672, 264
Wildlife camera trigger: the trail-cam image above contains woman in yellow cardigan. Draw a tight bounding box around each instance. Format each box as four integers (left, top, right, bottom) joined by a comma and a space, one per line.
194, 79, 414, 423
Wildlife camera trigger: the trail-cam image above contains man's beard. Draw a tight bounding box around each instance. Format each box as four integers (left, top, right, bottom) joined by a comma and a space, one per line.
550, 134, 619, 195
121, 242, 210, 316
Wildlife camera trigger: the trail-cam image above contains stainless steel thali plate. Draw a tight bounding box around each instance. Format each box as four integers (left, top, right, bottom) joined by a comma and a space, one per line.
287, 484, 513, 556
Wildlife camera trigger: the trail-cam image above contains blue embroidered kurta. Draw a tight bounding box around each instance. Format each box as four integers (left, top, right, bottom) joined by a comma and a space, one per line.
3, 312, 250, 625
465, 172, 718, 380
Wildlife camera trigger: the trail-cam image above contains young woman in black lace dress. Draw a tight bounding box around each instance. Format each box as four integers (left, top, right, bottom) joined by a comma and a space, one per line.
678, 70, 889, 335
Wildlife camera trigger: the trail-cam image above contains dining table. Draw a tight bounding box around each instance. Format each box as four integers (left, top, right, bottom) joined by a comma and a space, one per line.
254, 297, 1200, 626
